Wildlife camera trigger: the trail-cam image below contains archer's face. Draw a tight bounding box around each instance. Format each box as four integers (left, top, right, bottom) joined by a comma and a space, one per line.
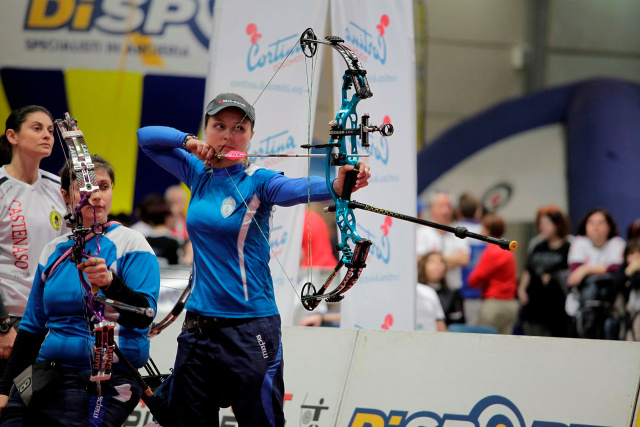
7, 112, 54, 160
62, 169, 113, 226
205, 108, 254, 168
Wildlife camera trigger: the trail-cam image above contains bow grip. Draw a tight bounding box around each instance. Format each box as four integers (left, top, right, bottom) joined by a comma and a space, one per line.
340, 168, 358, 201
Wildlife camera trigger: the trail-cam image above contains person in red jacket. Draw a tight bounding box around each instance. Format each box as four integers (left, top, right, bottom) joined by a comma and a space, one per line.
468, 213, 519, 334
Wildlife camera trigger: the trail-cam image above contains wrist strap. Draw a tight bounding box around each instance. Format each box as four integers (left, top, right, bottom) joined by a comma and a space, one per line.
183, 135, 195, 149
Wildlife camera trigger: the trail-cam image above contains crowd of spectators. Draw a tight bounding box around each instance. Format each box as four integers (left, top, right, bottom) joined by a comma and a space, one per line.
114, 185, 192, 267
120, 186, 638, 340
416, 191, 639, 341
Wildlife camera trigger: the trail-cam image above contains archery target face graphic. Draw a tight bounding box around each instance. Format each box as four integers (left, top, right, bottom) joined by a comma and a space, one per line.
481, 182, 513, 213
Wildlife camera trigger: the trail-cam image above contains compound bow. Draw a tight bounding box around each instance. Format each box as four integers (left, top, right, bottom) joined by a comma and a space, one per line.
296, 28, 394, 311
276, 29, 515, 310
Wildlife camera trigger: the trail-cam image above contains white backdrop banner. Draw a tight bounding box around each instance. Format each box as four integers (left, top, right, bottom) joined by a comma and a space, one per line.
207, 0, 329, 326
330, 0, 417, 330
0, 0, 213, 75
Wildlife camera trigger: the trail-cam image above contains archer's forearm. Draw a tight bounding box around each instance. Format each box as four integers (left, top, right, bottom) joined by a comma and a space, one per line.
102, 275, 154, 329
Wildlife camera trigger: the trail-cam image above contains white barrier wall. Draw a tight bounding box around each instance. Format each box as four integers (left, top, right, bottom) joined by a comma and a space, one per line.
337, 330, 640, 426
126, 327, 640, 426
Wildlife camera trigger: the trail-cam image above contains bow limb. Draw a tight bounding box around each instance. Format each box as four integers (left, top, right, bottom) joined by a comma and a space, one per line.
55, 114, 104, 310
148, 273, 193, 338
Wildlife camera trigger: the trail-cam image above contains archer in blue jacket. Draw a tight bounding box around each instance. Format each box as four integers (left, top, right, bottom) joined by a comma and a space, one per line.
0, 155, 160, 426
137, 92, 371, 427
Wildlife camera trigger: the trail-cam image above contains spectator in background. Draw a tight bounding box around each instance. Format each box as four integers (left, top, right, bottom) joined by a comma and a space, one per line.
568, 207, 624, 339
299, 205, 338, 272
455, 192, 485, 325
108, 212, 132, 227
527, 205, 569, 254
129, 194, 155, 237
469, 213, 519, 334
164, 185, 193, 265
518, 207, 571, 337
0, 106, 70, 380
417, 252, 463, 328
416, 191, 470, 292
626, 217, 640, 241
141, 193, 181, 266
613, 239, 640, 339
165, 185, 189, 245
417, 198, 427, 219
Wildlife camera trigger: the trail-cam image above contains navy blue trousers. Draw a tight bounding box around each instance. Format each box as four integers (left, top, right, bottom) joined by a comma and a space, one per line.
169, 313, 285, 427
0, 368, 141, 426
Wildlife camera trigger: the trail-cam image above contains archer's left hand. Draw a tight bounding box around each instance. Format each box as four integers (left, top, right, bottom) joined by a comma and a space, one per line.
77, 257, 113, 288
332, 162, 371, 197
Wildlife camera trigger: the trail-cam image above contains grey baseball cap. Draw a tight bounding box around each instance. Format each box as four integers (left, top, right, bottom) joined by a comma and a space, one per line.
205, 93, 255, 126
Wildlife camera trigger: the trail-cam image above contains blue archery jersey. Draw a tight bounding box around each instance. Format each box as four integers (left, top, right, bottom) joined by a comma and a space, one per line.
20, 224, 159, 369
138, 126, 332, 318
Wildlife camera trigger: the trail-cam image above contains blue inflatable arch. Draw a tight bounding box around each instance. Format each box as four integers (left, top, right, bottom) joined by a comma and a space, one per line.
417, 78, 640, 233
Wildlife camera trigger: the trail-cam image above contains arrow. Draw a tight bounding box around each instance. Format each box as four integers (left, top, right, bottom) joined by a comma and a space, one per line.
218, 150, 370, 159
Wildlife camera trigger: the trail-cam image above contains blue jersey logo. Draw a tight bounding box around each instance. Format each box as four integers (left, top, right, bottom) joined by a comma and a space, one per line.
221, 196, 236, 218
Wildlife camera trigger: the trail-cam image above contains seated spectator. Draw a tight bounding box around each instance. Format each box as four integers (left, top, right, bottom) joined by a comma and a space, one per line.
626, 217, 640, 241
468, 213, 519, 334
417, 252, 463, 327
567, 207, 624, 339
142, 193, 181, 266
612, 239, 640, 339
519, 207, 571, 337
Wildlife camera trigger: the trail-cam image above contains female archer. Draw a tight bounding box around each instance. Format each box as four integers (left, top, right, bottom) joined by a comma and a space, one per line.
0, 155, 159, 426
137, 92, 371, 426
